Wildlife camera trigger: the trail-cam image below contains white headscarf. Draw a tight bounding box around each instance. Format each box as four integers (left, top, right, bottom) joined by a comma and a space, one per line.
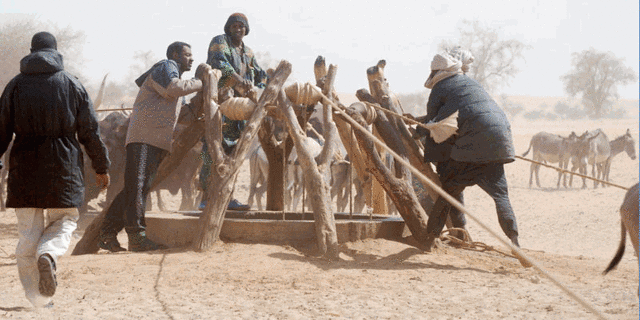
424, 46, 474, 89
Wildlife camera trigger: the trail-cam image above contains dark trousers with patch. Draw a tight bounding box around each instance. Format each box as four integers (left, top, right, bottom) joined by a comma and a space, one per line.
101, 143, 168, 235
425, 159, 519, 240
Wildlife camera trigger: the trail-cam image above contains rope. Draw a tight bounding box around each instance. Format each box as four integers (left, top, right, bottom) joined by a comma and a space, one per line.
440, 228, 518, 258
515, 155, 630, 190
356, 99, 440, 134
95, 107, 133, 112
310, 84, 609, 320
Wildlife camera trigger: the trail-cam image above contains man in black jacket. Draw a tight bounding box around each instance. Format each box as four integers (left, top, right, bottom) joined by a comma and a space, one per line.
0, 32, 110, 307
418, 48, 520, 252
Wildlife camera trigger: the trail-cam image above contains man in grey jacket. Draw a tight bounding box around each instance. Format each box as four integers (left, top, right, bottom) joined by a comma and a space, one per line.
418, 48, 520, 251
0, 32, 110, 307
98, 41, 203, 252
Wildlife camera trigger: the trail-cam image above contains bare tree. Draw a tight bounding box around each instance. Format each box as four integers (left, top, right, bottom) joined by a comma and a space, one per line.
440, 20, 529, 95
560, 48, 636, 119
0, 16, 87, 88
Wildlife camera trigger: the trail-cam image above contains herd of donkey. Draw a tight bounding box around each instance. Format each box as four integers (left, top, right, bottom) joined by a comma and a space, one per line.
521, 128, 636, 189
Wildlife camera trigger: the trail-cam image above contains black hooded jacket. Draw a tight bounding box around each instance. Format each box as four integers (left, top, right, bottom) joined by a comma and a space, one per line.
0, 49, 109, 208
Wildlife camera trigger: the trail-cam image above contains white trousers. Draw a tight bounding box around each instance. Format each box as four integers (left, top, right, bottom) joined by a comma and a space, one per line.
15, 207, 78, 307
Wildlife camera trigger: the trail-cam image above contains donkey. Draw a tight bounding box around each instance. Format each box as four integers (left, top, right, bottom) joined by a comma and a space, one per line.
603, 183, 639, 288
602, 129, 636, 185
521, 132, 578, 188
585, 129, 611, 188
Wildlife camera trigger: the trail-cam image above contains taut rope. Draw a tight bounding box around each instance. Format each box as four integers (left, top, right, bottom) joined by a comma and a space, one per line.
515, 155, 630, 190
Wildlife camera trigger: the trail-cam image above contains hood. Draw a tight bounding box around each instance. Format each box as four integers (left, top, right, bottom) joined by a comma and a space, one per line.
135, 60, 176, 88
19, 49, 64, 75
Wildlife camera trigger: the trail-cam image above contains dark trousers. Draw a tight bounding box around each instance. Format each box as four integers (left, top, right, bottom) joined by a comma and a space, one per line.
101, 143, 168, 235
425, 159, 519, 239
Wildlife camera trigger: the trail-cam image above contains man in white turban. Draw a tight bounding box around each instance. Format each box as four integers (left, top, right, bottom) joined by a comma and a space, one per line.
417, 47, 522, 254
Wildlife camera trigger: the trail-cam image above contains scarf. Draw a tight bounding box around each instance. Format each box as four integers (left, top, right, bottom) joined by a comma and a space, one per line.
424, 47, 474, 89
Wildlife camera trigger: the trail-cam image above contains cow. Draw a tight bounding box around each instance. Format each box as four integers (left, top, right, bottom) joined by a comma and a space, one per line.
81, 112, 129, 213
521, 132, 578, 188
248, 136, 359, 212
602, 129, 636, 185
603, 182, 639, 293
330, 159, 366, 213
246, 144, 269, 210
246, 139, 315, 211
151, 137, 203, 211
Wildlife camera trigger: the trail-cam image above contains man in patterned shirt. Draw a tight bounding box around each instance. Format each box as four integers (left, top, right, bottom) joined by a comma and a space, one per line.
199, 12, 268, 210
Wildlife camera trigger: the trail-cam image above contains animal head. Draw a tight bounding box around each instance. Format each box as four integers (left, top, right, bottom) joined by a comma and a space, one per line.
621, 129, 637, 160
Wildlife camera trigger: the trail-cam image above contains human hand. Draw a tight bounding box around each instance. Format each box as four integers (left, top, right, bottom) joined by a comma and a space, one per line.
232, 73, 252, 95
403, 113, 416, 121
96, 173, 110, 191
195, 63, 209, 81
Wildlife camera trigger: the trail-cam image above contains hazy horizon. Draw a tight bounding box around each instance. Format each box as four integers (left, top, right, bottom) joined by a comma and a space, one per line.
1, 1, 638, 100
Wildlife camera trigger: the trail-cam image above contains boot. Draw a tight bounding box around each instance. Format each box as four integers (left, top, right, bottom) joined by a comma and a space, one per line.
127, 230, 166, 252
98, 231, 126, 252
37, 254, 57, 297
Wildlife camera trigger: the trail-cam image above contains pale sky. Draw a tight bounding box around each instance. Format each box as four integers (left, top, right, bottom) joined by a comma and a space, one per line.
1, 0, 638, 99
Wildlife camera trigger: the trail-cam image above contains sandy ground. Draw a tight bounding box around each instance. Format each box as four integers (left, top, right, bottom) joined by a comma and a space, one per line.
0, 114, 638, 319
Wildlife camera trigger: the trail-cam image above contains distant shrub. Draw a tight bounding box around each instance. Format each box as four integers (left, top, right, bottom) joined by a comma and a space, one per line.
523, 110, 547, 120
553, 101, 586, 120
498, 95, 524, 119
603, 107, 627, 119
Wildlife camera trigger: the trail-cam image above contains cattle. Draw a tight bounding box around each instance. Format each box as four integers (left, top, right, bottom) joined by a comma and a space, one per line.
330, 159, 366, 213
247, 136, 362, 212
151, 136, 202, 211
521, 132, 578, 188
81, 112, 129, 213
602, 129, 636, 185
246, 139, 315, 211
603, 183, 639, 289
246, 144, 269, 210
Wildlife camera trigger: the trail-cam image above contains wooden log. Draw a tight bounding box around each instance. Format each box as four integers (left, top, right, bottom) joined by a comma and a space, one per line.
358, 86, 440, 202
259, 117, 292, 211
192, 60, 292, 251
343, 106, 432, 249
277, 88, 339, 258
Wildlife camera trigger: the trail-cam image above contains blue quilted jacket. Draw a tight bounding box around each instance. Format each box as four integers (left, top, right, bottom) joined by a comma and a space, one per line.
422, 74, 515, 164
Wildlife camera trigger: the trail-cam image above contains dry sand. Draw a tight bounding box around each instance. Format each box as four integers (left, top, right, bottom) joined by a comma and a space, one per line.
0, 107, 638, 319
